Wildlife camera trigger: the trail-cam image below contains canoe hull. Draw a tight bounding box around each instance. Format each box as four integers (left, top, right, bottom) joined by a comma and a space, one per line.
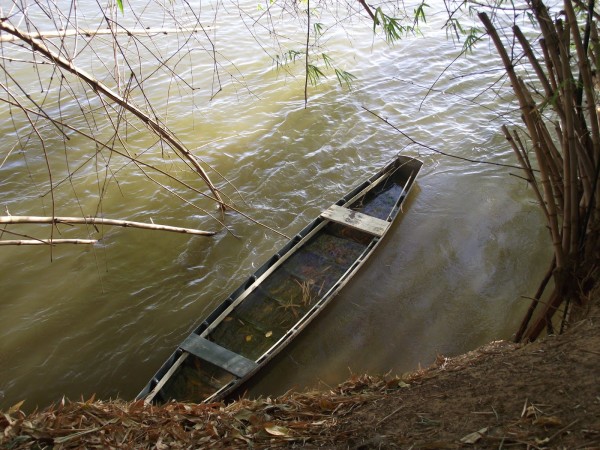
138, 155, 423, 404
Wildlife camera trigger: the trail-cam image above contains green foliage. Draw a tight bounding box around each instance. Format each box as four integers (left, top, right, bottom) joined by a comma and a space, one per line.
526, 10, 536, 26
274, 50, 356, 90
374, 7, 415, 43
462, 27, 482, 53
335, 69, 357, 89
414, 2, 428, 25
443, 8, 482, 54
372, 2, 430, 44
306, 64, 326, 86
274, 49, 303, 68
116, 0, 124, 14
445, 16, 465, 41
537, 87, 561, 114
313, 22, 324, 38
322, 53, 334, 69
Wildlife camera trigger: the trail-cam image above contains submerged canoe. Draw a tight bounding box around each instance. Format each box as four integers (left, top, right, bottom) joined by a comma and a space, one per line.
138, 155, 423, 404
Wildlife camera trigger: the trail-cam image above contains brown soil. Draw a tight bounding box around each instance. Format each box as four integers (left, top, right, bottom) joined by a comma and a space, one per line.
1, 292, 599, 449
333, 305, 600, 450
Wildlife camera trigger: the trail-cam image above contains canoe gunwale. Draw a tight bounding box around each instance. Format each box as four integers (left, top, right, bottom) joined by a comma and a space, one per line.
138, 155, 423, 404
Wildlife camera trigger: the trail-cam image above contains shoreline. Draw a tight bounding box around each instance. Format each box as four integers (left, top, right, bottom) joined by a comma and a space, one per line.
2, 286, 598, 449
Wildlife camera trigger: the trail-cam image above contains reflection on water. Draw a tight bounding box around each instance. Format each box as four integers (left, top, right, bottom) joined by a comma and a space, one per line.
0, 3, 551, 410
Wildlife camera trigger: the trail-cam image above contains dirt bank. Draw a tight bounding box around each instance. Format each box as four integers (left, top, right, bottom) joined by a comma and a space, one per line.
1, 290, 599, 449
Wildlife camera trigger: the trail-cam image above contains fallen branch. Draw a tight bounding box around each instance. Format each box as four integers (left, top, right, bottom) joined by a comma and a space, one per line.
0, 27, 215, 43
0, 216, 216, 236
0, 239, 97, 245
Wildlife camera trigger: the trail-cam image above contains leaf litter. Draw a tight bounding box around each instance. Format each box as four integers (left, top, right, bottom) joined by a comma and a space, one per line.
1, 285, 599, 449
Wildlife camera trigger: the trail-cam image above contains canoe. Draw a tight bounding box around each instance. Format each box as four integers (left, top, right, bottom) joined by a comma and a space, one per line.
138, 155, 423, 404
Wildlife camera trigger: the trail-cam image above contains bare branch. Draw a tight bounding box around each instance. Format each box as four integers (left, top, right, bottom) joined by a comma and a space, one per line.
0, 27, 216, 43
0, 216, 217, 236
0, 19, 225, 209
0, 239, 97, 245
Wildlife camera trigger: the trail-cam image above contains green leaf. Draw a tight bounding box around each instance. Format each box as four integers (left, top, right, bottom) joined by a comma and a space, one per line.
313, 22, 324, 37
374, 7, 413, 43
116, 0, 124, 14
334, 69, 357, 89
322, 53, 334, 69
462, 27, 482, 53
414, 2, 429, 25
307, 64, 326, 86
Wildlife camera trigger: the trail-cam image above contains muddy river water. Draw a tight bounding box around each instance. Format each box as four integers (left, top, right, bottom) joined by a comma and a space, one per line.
0, 1, 552, 410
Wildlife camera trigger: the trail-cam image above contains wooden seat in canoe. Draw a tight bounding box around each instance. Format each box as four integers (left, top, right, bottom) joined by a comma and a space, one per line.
179, 334, 258, 378
320, 204, 390, 237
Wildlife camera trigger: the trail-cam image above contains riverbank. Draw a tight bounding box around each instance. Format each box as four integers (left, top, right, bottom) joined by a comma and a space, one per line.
1, 284, 598, 449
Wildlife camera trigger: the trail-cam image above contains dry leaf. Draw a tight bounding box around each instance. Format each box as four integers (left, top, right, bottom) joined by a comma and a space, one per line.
265, 331, 273, 338
245, 335, 253, 342
319, 399, 335, 410
264, 423, 291, 437
233, 409, 253, 421
8, 400, 25, 414
534, 416, 562, 427
460, 427, 488, 444
128, 399, 145, 413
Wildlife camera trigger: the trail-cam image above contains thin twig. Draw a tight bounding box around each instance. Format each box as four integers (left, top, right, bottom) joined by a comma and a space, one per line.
362, 106, 525, 170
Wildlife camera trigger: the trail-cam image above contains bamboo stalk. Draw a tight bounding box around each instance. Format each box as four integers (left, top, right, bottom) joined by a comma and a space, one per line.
0, 216, 216, 236
513, 25, 564, 122
538, 122, 563, 183
540, 39, 559, 92
515, 256, 556, 342
0, 21, 225, 209
0, 239, 97, 245
557, 19, 576, 257
566, 16, 600, 234
0, 27, 215, 43
521, 288, 564, 341
531, 1, 564, 80
487, 1, 600, 341
564, 0, 600, 166
522, 97, 563, 209
479, 12, 565, 268
502, 125, 548, 219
